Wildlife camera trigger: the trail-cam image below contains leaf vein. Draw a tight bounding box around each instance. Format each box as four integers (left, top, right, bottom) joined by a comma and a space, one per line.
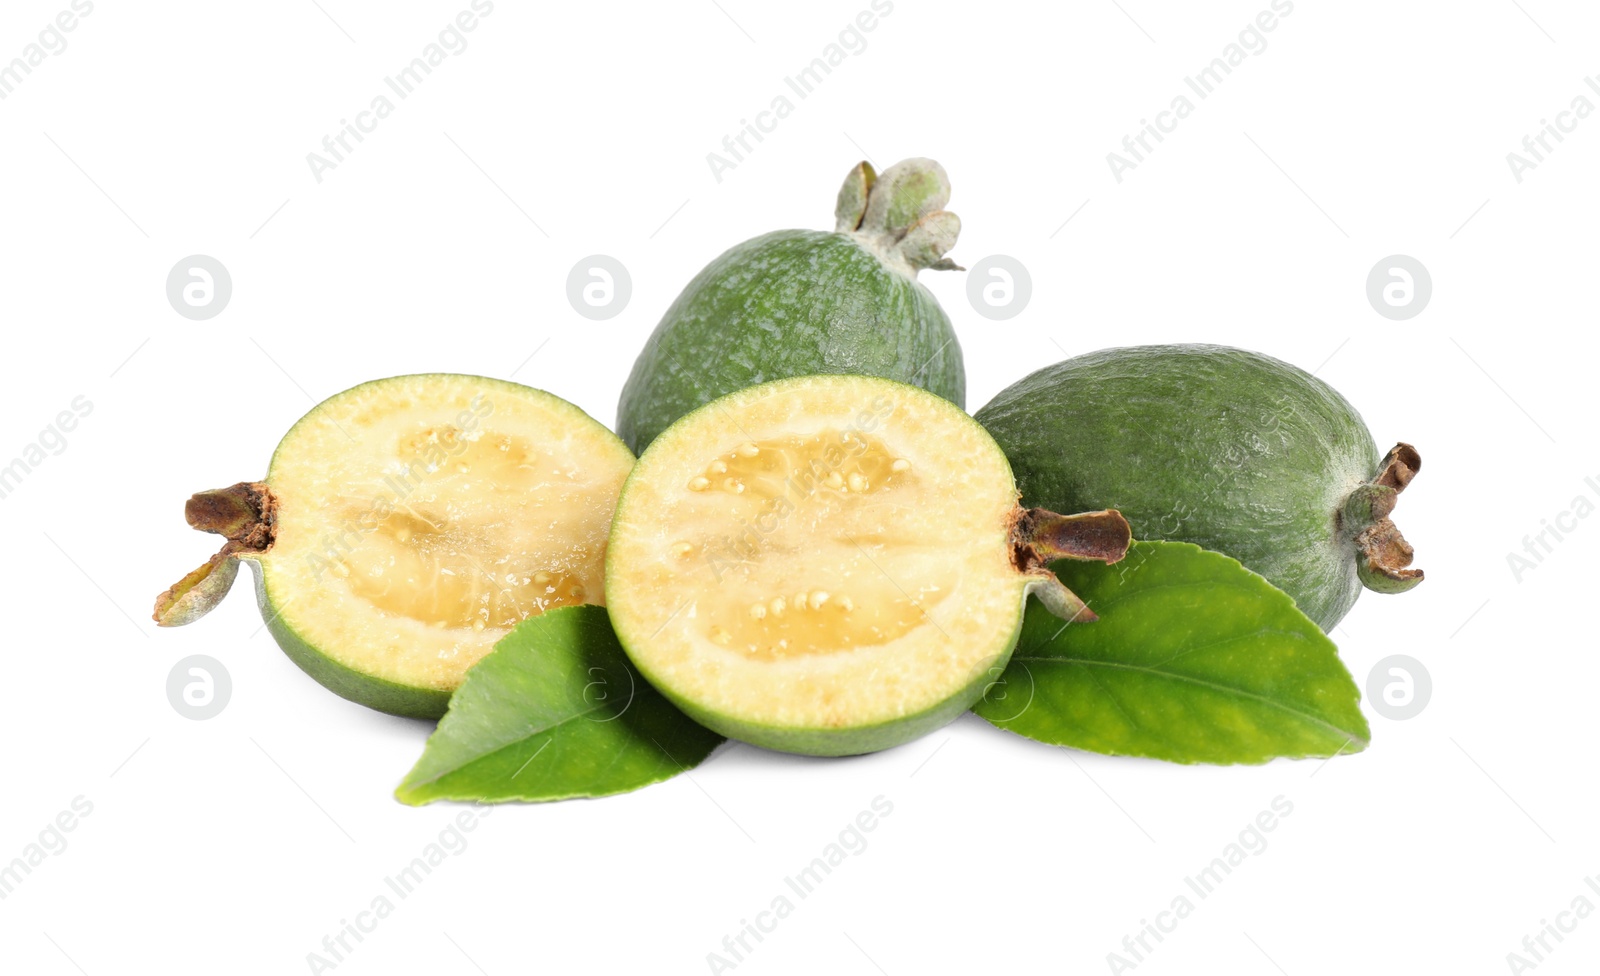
1009, 656, 1366, 744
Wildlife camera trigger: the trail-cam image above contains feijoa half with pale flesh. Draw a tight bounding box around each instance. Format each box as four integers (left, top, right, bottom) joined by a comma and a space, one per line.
604, 374, 1131, 757
154, 374, 636, 718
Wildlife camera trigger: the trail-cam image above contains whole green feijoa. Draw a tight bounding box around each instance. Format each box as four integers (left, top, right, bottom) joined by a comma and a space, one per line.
616, 158, 966, 453
974, 344, 1424, 631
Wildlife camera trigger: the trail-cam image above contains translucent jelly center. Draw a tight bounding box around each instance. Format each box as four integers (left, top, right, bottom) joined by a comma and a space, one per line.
678, 431, 953, 660
338, 425, 597, 630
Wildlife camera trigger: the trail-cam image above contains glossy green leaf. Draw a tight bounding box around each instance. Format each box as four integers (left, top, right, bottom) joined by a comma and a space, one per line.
975, 541, 1370, 764
396, 605, 724, 805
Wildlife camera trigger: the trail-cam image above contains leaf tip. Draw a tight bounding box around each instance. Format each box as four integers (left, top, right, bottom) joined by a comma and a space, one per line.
392, 780, 431, 807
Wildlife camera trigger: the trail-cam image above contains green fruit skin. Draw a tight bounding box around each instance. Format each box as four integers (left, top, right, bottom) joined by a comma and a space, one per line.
616, 230, 965, 454
975, 344, 1380, 631
616, 604, 1022, 758
251, 560, 452, 719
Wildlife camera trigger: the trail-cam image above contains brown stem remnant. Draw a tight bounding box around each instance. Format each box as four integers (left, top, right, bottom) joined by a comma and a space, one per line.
1373, 442, 1420, 492
1342, 443, 1424, 595
153, 482, 278, 627
1010, 508, 1132, 624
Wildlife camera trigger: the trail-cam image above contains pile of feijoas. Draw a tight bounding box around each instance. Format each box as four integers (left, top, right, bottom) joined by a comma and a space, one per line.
154, 156, 1425, 806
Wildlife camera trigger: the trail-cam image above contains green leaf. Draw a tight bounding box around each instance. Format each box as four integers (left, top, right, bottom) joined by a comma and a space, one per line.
975, 541, 1369, 764
396, 605, 724, 805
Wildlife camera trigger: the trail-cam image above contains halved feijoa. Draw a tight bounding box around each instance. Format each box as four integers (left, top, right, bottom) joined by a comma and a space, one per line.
605, 375, 1131, 757
154, 374, 635, 719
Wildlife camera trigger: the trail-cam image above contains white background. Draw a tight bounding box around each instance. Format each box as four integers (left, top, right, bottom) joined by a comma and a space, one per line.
2, 1, 1595, 973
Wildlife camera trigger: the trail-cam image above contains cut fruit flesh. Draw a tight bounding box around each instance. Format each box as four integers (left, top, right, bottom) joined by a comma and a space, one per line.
155, 374, 635, 718
680, 427, 949, 659
605, 374, 1130, 756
